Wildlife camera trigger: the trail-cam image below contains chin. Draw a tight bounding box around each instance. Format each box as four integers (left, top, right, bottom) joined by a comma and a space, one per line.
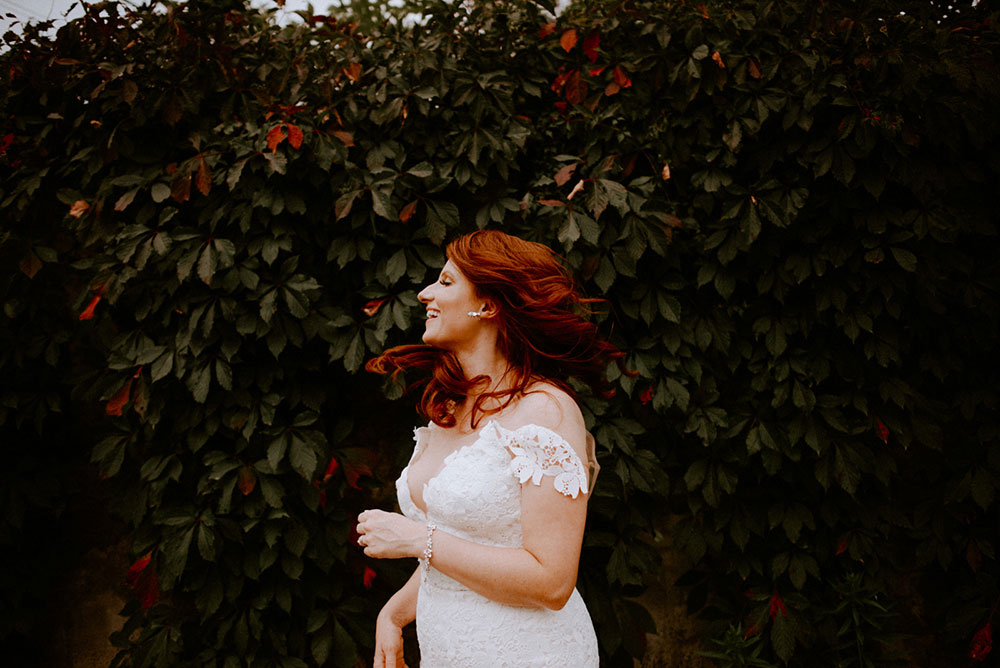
421, 331, 452, 351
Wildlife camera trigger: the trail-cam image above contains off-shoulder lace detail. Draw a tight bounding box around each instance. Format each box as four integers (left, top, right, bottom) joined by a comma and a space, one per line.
490, 423, 590, 499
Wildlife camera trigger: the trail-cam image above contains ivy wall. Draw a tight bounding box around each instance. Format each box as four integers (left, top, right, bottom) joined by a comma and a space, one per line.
1, 0, 998, 666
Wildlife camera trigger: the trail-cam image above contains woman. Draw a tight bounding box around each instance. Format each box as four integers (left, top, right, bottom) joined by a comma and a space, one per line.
357, 230, 622, 668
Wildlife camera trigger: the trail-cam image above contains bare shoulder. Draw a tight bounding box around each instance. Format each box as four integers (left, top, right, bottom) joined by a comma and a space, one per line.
505, 381, 586, 452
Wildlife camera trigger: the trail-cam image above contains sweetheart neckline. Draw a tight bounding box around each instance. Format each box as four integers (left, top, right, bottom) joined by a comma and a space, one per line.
404, 420, 500, 517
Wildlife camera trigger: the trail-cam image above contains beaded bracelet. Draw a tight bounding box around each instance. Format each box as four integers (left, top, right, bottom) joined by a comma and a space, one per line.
420, 523, 437, 581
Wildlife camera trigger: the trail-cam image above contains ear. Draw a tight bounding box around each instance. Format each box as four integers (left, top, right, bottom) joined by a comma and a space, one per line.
477, 300, 499, 320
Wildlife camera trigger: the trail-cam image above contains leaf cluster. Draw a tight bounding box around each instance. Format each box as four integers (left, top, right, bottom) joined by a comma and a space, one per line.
1, 0, 998, 666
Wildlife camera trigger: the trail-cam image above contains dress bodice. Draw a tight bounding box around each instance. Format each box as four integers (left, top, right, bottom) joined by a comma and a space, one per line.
396, 420, 594, 547
394, 420, 600, 668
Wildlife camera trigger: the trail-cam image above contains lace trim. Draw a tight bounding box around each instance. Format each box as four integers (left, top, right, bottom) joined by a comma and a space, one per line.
491, 423, 590, 499
412, 425, 430, 458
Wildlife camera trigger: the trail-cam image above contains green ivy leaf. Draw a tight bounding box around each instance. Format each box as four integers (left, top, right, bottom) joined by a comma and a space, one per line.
890, 247, 917, 272
771, 610, 795, 662
289, 434, 318, 479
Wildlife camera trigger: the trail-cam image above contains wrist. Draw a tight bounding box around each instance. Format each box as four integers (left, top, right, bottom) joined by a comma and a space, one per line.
411, 524, 426, 560
379, 599, 414, 627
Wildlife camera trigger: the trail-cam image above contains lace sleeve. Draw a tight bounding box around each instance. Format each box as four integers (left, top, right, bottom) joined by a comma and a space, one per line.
494, 423, 590, 499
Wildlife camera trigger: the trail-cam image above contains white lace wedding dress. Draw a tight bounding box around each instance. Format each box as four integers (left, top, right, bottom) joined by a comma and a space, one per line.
395, 420, 600, 668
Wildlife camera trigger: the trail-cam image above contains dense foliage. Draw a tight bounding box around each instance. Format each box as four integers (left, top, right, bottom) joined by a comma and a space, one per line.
1, 0, 998, 666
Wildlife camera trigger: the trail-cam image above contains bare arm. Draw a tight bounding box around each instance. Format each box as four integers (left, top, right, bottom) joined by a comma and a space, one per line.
358, 389, 590, 610
373, 567, 420, 668
380, 566, 420, 627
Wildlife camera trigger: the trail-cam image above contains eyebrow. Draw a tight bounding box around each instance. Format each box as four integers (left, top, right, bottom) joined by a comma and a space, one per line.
440, 270, 454, 279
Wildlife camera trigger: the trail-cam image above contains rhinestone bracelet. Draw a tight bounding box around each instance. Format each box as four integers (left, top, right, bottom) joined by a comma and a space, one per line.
420, 523, 437, 581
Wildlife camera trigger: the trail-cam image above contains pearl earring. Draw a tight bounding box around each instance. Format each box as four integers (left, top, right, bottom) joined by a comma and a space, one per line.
467, 311, 482, 318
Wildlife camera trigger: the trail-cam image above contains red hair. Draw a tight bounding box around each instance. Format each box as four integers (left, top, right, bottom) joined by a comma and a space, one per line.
365, 230, 624, 428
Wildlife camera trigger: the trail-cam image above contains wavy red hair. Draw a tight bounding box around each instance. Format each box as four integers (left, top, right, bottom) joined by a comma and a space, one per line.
365, 230, 624, 428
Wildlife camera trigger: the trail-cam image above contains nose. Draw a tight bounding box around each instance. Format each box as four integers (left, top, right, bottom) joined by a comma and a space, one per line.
418, 283, 433, 304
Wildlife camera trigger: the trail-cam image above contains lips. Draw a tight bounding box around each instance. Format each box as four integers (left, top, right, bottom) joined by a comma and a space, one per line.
426, 308, 440, 319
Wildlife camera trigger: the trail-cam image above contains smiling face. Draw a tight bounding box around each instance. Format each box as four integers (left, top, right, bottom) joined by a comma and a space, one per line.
417, 260, 490, 350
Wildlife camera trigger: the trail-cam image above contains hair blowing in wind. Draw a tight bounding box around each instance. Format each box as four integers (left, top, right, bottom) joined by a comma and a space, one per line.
366, 230, 625, 427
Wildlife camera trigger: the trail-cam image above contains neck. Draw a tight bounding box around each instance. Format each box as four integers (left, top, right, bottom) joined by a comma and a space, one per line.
457, 347, 512, 397
451, 341, 514, 426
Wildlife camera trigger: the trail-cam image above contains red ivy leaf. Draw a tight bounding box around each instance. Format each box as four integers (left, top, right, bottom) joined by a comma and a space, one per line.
640, 386, 654, 405
238, 466, 257, 495
362, 298, 388, 317
560, 29, 577, 52
139, 570, 159, 609
126, 553, 151, 587
266, 124, 286, 152
712, 51, 725, 68
971, 623, 993, 662
836, 537, 848, 555
538, 22, 557, 38
323, 455, 340, 481
551, 68, 571, 93
538, 199, 565, 207
768, 593, 787, 619
553, 163, 577, 186
613, 66, 632, 88
171, 169, 191, 203
363, 567, 377, 589
623, 154, 638, 177
126, 552, 160, 610
343, 460, 372, 489
582, 31, 600, 62
333, 130, 354, 147
68, 200, 90, 219
875, 419, 889, 444
195, 158, 212, 196
106, 379, 133, 416
79, 295, 101, 320
343, 62, 362, 82
19, 252, 42, 279
286, 122, 304, 149
399, 199, 418, 223
604, 80, 620, 97
564, 70, 586, 105
588, 65, 606, 77
748, 57, 762, 79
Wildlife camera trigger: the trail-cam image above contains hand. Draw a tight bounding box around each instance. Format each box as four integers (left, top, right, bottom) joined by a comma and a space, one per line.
374, 608, 408, 668
356, 509, 424, 560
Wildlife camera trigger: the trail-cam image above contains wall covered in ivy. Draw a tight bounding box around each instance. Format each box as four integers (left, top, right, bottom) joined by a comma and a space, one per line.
1, 1, 998, 666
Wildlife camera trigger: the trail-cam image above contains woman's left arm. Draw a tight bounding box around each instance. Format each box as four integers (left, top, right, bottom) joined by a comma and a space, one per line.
357, 394, 589, 610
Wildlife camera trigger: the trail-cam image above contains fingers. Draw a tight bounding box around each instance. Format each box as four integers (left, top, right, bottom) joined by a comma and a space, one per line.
358, 508, 382, 523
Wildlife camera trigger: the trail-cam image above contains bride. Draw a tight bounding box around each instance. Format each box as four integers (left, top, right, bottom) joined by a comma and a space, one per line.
357, 230, 623, 667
